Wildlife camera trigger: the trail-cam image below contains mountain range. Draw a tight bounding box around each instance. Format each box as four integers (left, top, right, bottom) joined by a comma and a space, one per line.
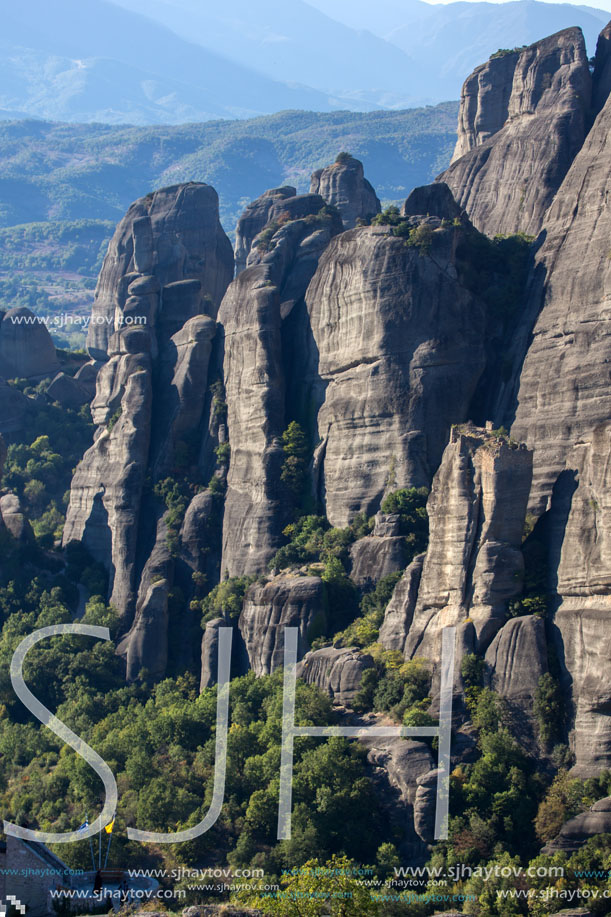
0, 0, 609, 123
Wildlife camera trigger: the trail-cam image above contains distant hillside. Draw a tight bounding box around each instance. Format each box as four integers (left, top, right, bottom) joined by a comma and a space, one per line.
0, 105, 458, 347
0, 0, 370, 124
0, 106, 458, 230
115, 0, 609, 109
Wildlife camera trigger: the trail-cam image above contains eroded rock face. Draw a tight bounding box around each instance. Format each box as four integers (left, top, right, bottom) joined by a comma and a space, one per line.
385, 426, 532, 666
220, 202, 342, 577
234, 186, 296, 275
439, 28, 592, 237
484, 615, 548, 746
349, 513, 408, 589
238, 575, 325, 675
542, 797, 611, 854
508, 85, 611, 515
310, 155, 380, 229
296, 646, 374, 705
200, 617, 225, 691
86, 183, 233, 359
0, 308, 59, 380
64, 184, 232, 641
379, 555, 425, 654
306, 221, 487, 527
547, 425, 611, 774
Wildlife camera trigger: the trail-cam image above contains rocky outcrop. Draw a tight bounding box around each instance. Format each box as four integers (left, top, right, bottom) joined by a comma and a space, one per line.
219, 199, 342, 577
234, 186, 296, 275
46, 372, 92, 408
349, 513, 408, 589
484, 615, 548, 745
439, 28, 592, 237
379, 555, 425, 654
382, 426, 532, 667
413, 768, 440, 843
305, 220, 487, 527
0, 493, 34, 543
238, 575, 325, 675
0, 307, 59, 380
593, 22, 611, 116
296, 646, 374, 705
545, 426, 611, 774
402, 182, 463, 222
542, 797, 611, 854
508, 84, 611, 515
64, 184, 233, 639
310, 154, 380, 229
200, 618, 225, 691
86, 182, 233, 359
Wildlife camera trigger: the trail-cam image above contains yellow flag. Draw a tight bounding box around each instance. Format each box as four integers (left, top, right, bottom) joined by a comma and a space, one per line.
104, 817, 115, 834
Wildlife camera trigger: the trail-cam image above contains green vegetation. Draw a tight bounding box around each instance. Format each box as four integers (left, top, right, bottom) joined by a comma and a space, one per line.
2, 396, 93, 546
457, 230, 533, 318
490, 46, 528, 59
196, 576, 254, 625
381, 486, 429, 552
281, 421, 309, 504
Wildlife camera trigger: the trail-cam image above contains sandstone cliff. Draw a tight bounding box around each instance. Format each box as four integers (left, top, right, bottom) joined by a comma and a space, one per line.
508, 79, 611, 515
439, 28, 592, 237
86, 183, 233, 359
305, 218, 487, 527
219, 195, 342, 576
381, 425, 533, 667
64, 184, 233, 681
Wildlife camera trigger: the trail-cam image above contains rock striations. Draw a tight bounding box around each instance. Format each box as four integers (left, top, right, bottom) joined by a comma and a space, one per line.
439, 28, 592, 237
63, 183, 234, 680
380, 425, 533, 668
310, 153, 381, 229
304, 215, 487, 528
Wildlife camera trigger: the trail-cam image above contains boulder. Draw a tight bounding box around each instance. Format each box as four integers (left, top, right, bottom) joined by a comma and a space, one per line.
238, 575, 325, 675
0, 308, 59, 380
542, 797, 611, 854
200, 618, 225, 691
296, 646, 374, 705
0, 492, 34, 543
484, 615, 548, 746
46, 372, 91, 408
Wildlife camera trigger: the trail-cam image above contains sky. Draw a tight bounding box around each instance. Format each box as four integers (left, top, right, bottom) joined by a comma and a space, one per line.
422, 0, 611, 8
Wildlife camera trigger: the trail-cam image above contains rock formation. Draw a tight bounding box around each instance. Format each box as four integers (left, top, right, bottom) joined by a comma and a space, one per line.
296, 646, 374, 706
508, 83, 611, 514
219, 196, 342, 576
63, 183, 233, 681
305, 217, 487, 527
86, 183, 233, 359
542, 797, 611, 854
381, 426, 532, 666
234, 186, 296, 275
310, 154, 380, 229
0, 307, 59, 380
238, 575, 325, 675
484, 614, 548, 746
439, 28, 592, 237
349, 513, 408, 589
